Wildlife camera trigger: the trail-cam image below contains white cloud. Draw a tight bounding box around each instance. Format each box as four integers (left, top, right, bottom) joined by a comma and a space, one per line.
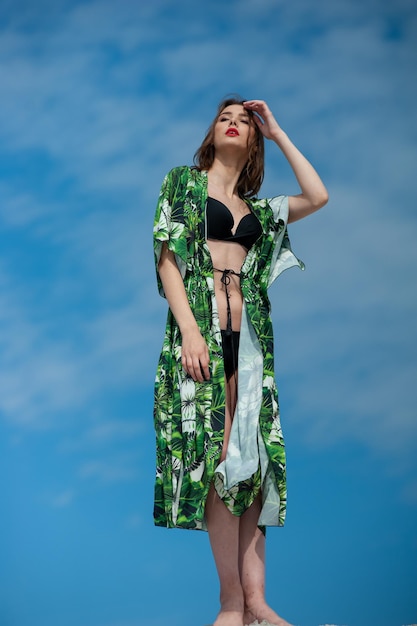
58, 418, 145, 454
50, 488, 76, 508
125, 512, 143, 530
0, 7, 415, 626
0, 0, 415, 478
269, 181, 417, 462
78, 454, 139, 484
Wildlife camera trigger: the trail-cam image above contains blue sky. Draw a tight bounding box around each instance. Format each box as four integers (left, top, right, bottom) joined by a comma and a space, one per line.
0, 1, 416, 625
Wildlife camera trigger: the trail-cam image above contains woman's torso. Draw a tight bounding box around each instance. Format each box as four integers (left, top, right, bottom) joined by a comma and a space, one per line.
205, 192, 261, 331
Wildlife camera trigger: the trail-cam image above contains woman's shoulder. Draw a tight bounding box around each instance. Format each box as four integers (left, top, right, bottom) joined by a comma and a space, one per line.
249, 193, 286, 205
164, 165, 202, 181
162, 166, 207, 198
248, 195, 289, 226
248, 194, 287, 213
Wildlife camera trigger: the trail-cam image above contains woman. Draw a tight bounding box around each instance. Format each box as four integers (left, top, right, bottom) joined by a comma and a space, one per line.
153, 98, 328, 626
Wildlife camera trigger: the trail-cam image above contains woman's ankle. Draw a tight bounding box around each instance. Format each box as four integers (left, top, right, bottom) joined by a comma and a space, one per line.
220, 584, 245, 612
243, 590, 266, 612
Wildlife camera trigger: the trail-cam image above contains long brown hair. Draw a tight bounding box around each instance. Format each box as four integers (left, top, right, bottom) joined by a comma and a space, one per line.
193, 97, 265, 197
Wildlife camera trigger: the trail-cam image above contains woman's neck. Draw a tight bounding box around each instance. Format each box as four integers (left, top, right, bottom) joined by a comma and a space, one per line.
207, 157, 245, 200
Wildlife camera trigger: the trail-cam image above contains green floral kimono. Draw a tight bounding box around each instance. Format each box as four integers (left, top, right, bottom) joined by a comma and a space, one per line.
153, 166, 303, 531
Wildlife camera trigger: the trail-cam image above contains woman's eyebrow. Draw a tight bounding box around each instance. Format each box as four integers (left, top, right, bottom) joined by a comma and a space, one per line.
219, 111, 250, 118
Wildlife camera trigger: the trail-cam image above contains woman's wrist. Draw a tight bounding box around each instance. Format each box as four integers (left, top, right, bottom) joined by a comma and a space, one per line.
271, 128, 289, 146
179, 321, 201, 336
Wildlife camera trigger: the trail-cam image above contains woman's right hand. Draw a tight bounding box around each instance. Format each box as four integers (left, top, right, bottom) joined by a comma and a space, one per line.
181, 327, 210, 382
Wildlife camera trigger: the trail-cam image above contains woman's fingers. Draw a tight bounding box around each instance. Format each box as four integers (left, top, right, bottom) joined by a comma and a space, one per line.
244, 100, 281, 139
199, 351, 210, 382
244, 99, 268, 117
181, 341, 210, 382
184, 357, 209, 383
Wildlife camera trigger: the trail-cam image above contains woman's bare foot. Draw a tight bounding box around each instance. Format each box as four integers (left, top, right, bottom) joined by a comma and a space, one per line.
213, 608, 244, 626
244, 601, 293, 626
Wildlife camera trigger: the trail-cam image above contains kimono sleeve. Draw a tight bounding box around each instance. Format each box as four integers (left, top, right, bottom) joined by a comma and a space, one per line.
267, 195, 304, 287
153, 168, 188, 298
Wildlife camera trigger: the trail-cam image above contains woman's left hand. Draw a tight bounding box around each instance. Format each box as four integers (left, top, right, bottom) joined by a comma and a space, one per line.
243, 100, 282, 140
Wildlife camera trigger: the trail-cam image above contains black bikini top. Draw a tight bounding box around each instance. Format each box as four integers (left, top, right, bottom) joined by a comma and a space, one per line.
206, 196, 262, 251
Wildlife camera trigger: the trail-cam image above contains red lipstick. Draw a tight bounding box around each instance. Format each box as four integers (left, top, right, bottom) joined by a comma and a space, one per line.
226, 128, 239, 136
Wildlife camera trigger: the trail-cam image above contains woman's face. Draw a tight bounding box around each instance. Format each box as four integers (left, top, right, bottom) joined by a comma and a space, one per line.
212, 104, 255, 153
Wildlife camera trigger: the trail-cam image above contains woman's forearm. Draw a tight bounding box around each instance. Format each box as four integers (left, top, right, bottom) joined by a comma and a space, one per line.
272, 129, 329, 222
158, 243, 210, 382
158, 244, 199, 334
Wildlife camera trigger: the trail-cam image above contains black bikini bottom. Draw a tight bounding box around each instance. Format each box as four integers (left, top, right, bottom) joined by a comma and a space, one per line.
221, 330, 240, 380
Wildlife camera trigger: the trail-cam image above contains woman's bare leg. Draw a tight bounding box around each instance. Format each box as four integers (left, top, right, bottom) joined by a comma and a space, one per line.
205, 485, 244, 626
205, 373, 244, 626
206, 369, 292, 626
240, 496, 293, 626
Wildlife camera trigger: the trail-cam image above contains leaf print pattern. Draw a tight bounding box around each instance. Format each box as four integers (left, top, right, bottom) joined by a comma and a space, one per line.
153, 166, 303, 531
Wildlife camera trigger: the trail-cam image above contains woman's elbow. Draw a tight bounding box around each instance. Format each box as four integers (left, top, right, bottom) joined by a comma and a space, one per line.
313, 188, 329, 210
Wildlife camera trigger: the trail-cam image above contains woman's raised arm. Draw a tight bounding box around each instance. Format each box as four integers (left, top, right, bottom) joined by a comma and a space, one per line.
244, 100, 329, 223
